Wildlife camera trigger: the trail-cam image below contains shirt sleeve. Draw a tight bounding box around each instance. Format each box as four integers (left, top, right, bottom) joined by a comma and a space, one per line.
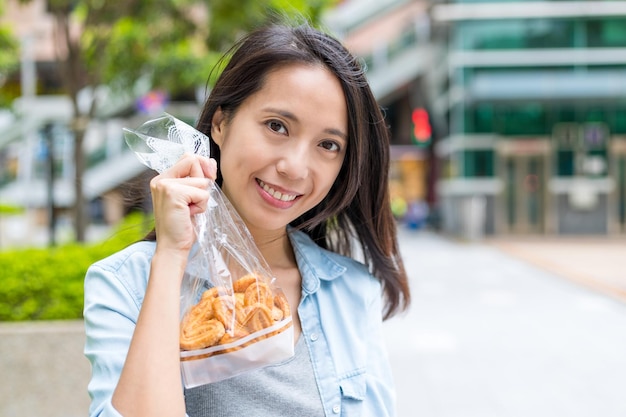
83, 258, 143, 417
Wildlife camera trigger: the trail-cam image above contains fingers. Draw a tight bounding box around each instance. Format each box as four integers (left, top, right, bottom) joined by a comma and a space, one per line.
150, 177, 211, 208
178, 182, 211, 215
147, 154, 217, 253
205, 158, 218, 180
160, 153, 217, 181
192, 155, 217, 181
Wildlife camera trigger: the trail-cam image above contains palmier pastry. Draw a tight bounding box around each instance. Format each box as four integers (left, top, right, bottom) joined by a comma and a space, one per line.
213, 294, 248, 330
242, 303, 274, 333
201, 286, 229, 301
219, 323, 250, 345
235, 292, 245, 308
232, 274, 258, 293
244, 282, 274, 311
271, 306, 284, 321
179, 275, 291, 351
273, 292, 291, 319
180, 318, 225, 351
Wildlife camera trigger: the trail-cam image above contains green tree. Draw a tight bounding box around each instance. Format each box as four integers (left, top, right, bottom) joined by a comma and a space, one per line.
0, 0, 18, 106
12, 0, 335, 242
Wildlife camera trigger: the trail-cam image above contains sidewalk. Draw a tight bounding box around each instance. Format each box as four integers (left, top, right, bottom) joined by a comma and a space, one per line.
0, 320, 90, 417
485, 235, 626, 304
386, 229, 626, 417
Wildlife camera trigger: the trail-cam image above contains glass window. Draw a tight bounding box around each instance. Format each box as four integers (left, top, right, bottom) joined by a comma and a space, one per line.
614, 107, 626, 134
554, 106, 577, 123
457, 19, 575, 50
500, 104, 547, 135
464, 104, 494, 133
555, 150, 575, 176
584, 107, 606, 123
587, 18, 626, 47
463, 150, 495, 177
475, 104, 495, 133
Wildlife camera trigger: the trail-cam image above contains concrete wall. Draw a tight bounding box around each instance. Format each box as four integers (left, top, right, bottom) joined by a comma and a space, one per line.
0, 320, 90, 417
439, 194, 495, 239
557, 193, 609, 234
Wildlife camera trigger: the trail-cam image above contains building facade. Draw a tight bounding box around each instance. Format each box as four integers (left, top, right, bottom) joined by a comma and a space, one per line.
0, 0, 435, 246
431, 0, 626, 236
327, 0, 435, 229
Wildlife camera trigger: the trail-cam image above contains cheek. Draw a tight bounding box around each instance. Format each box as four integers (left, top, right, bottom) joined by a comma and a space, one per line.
317, 164, 344, 199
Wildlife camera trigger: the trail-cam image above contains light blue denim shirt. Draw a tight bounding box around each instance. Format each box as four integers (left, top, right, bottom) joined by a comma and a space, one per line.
84, 229, 396, 417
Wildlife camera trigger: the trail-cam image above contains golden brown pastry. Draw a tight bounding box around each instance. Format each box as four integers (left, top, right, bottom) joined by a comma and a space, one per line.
232, 274, 258, 293
242, 303, 274, 333
244, 282, 274, 311
180, 318, 226, 350
273, 292, 291, 319
179, 275, 292, 351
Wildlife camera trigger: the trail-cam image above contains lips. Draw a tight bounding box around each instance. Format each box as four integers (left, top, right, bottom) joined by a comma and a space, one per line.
256, 179, 300, 202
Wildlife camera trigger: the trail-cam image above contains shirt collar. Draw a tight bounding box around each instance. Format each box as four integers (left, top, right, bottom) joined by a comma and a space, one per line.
288, 228, 347, 295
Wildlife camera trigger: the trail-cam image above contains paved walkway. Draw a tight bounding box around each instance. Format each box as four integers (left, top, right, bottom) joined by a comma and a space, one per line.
0, 320, 89, 417
486, 235, 626, 304
385, 229, 626, 417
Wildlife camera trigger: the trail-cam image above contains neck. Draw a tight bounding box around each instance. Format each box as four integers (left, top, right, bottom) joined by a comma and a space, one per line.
247, 226, 296, 270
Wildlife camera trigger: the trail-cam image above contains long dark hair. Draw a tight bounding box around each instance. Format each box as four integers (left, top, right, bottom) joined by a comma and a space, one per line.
194, 22, 410, 319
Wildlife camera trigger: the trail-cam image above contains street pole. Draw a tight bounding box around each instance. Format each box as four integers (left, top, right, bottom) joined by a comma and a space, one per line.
43, 123, 56, 246
20, 34, 37, 245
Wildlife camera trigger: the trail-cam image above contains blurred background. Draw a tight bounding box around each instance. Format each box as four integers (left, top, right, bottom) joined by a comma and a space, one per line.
4, 0, 626, 246
1, 0, 626, 416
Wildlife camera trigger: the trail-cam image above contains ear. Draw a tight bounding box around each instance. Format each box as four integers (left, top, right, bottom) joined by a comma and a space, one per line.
211, 107, 226, 147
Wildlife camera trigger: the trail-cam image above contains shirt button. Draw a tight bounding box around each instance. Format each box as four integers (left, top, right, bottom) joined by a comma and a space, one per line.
332, 404, 340, 414
310, 333, 319, 342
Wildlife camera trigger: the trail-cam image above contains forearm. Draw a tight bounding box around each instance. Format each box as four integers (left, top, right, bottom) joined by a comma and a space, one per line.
112, 251, 187, 416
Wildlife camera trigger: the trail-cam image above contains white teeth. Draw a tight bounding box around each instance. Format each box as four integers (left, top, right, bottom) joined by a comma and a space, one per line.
258, 180, 297, 202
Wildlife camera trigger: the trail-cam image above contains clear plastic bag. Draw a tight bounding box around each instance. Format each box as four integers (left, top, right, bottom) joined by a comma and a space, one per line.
123, 113, 294, 388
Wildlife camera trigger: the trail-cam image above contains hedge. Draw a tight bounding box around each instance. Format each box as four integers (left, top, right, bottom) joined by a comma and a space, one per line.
0, 213, 154, 321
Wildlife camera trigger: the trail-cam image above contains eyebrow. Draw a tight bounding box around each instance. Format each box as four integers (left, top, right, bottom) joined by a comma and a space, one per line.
263, 107, 348, 141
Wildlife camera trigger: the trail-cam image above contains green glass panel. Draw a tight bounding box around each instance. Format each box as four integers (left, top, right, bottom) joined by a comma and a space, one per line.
617, 157, 626, 224
463, 150, 495, 177
555, 106, 577, 123
587, 18, 626, 47
585, 108, 605, 123
475, 104, 495, 133
457, 19, 574, 50
614, 108, 626, 134
500, 104, 547, 135
555, 150, 575, 176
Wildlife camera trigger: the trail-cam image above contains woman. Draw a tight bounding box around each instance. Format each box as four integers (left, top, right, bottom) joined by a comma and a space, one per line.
84, 21, 410, 417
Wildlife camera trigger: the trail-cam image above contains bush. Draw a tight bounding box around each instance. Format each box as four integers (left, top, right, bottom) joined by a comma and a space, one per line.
0, 212, 153, 321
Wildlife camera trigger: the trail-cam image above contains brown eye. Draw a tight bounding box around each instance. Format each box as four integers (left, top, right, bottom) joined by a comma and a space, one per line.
267, 120, 287, 134
320, 140, 341, 152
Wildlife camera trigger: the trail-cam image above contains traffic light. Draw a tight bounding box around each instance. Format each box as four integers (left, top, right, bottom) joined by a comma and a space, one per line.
411, 107, 431, 146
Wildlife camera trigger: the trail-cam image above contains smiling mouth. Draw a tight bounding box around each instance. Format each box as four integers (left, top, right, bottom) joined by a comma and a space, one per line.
256, 179, 300, 202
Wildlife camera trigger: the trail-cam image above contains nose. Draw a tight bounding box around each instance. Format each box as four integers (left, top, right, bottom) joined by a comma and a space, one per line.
276, 142, 309, 180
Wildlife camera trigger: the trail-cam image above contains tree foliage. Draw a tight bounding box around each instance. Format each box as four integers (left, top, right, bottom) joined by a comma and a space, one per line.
0, 1, 18, 106
7, 0, 336, 242
42, 0, 336, 99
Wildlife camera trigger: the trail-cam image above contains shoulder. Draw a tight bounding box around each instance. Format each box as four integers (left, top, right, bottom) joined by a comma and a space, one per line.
89, 240, 156, 274
85, 241, 156, 303
289, 229, 379, 292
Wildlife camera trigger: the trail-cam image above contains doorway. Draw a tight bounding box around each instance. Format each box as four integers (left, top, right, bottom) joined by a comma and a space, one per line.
502, 155, 547, 234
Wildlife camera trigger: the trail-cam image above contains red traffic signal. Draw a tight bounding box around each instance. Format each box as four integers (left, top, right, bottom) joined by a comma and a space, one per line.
411, 107, 431, 145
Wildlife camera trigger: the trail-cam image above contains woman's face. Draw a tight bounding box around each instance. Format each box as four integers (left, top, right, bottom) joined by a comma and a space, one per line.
211, 63, 348, 234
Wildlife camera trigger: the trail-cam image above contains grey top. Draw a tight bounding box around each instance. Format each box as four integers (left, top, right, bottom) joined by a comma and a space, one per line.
184, 336, 325, 417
